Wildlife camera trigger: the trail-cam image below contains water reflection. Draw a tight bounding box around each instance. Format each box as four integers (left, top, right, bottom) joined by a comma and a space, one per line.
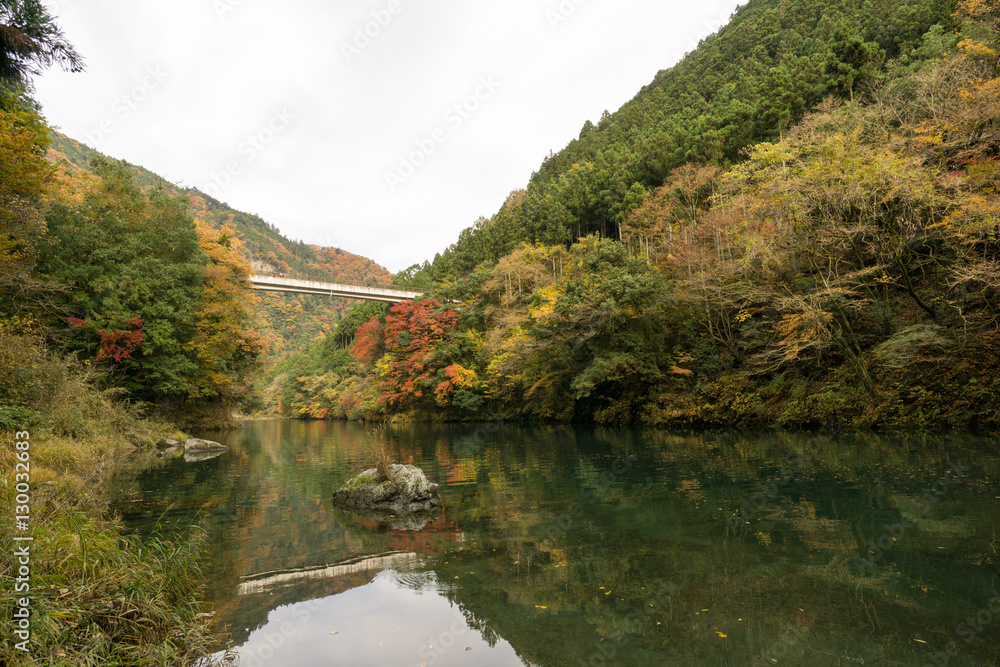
233, 569, 524, 667
113, 422, 1000, 666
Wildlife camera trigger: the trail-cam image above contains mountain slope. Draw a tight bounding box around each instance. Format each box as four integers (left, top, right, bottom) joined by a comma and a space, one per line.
45, 132, 394, 404
47, 131, 392, 285
408, 0, 958, 282
289, 0, 1000, 430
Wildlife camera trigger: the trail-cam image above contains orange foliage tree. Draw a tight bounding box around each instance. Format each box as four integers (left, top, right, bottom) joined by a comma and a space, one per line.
349, 299, 459, 411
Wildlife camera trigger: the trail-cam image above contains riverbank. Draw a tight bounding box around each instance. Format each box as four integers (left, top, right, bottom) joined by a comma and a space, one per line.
0, 340, 230, 665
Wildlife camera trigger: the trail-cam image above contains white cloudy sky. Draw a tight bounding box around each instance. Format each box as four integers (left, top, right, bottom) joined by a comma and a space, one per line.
34, 0, 741, 273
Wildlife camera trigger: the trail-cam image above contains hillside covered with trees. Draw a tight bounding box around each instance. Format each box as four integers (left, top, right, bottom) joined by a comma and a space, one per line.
44, 131, 395, 419
282, 0, 1000, 430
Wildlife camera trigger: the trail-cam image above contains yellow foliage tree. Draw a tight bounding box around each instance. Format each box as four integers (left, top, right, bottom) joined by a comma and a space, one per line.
0, 106, 51, 302
185, 221, 263, 404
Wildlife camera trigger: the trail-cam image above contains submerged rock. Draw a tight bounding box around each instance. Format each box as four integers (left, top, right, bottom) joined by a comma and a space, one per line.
184, 438, 228, 453
332, 464, 441, 516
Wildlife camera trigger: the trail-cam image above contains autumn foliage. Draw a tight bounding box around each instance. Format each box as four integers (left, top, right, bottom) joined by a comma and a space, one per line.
347, 300, 460, 410
66, 316, 145, 362
295, 9, 1000, 429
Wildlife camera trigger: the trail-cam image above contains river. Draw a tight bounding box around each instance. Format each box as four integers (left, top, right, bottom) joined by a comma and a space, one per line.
111, 421, 1000, 666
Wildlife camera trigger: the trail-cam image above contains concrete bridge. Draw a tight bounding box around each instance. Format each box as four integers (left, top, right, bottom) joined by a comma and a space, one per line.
250, 275, 422, 303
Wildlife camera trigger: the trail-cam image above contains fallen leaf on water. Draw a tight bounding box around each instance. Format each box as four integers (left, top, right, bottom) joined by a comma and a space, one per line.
466, 647, 472, 651
716, 631, 727, 638
914, 639, 927, 644
330, 631, 339, 635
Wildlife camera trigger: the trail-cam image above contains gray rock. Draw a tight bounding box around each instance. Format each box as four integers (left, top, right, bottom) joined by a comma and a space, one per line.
157, 438, 182, 449
184, 438, 228, 454
332, 464, 442, 516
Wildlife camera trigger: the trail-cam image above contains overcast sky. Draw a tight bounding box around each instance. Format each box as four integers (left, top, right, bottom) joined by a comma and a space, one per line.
34, 0, 742, 273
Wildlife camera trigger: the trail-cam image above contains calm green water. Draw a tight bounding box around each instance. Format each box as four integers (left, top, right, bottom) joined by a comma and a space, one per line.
112, 421, 1000, 666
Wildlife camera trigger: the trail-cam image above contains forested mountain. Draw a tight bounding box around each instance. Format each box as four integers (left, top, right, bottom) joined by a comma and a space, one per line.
400, 0, 958, 282
283, 0, 1000, 430
44, 131, 394, 416
47, 132, 391, 285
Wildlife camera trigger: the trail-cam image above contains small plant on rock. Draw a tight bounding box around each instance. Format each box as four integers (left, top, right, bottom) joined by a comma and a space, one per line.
368, 421, 394, 481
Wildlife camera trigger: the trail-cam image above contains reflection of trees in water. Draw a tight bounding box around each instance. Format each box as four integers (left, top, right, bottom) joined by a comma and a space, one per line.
432, 429, 999, 666
115, 423, 1000, 666
478, 449, 541, 575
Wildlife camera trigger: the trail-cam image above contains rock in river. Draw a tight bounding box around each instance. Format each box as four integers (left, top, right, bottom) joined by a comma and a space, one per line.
331, 464, 441, 515
182, 438, 228, 463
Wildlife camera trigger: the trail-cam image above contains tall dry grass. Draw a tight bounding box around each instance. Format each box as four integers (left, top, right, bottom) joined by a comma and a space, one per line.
367, 421, 395, 481
0, 329, 231, 665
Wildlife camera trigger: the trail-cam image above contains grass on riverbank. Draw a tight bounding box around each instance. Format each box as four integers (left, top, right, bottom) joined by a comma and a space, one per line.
0, 331, 231, 666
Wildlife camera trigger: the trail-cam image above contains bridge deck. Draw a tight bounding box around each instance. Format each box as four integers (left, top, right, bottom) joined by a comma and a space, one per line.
249, 275, 422, 303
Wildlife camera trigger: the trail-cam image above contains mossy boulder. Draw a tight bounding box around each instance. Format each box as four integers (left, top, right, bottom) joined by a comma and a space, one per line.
331, 464, 441, 515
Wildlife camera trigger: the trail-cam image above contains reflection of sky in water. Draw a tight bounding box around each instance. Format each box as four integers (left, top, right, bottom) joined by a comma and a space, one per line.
232, 570, 525, 667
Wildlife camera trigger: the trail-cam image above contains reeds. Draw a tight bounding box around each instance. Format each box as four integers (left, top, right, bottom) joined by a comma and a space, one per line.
367, 421, 395, 481
0, 496, 231, 666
